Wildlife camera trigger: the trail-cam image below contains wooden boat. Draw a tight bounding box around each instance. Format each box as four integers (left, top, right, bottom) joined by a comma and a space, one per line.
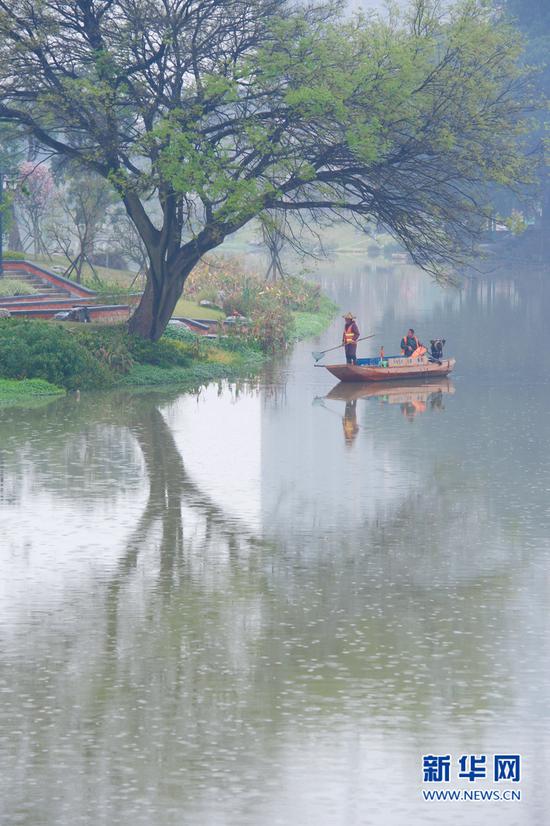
325, 378, 455, 402
321, 354, 455, 383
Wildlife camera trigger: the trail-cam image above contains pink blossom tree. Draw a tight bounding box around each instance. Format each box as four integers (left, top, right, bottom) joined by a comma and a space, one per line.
16, 163, 56, 256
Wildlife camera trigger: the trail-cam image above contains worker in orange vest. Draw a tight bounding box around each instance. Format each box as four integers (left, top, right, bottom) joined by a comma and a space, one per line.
342, 312, 360, 364
400, 328, 420, 357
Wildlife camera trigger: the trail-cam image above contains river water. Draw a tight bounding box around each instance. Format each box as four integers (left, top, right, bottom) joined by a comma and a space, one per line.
1, 260, 549, 826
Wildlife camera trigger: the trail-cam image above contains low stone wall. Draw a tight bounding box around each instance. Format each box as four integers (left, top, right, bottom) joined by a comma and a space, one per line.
0, 296, 91, 311
173, 316, 220, 335
7, 304, 131, 321
90, 305, 132, 323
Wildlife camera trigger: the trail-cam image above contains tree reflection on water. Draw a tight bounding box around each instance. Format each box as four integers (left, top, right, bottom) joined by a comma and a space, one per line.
0, 384, 548, 825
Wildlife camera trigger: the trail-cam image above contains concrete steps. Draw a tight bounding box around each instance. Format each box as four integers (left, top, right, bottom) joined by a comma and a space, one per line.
0, 260, 130, 322
0, 293, 72, 305
1, 268, 72, 299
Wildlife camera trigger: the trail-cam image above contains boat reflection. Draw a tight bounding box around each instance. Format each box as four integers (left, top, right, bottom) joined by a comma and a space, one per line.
327, 379, 455, 422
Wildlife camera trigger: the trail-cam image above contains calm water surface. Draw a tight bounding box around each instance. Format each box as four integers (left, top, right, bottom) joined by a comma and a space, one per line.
1, 261, 550, 826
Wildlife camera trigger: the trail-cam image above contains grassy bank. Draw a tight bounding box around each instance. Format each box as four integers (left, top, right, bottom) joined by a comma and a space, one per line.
173, 298, 225, 320
0, 377, 65, 406
118, 347, 265, 389
291, 295, 337, 341
0, 269, 336, 398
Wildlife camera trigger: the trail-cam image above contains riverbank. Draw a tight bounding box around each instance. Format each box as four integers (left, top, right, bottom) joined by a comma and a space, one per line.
116, 340, 267, 389
0, 291, 337, 399
0, 377, 65, 406
0, 251, 341, 401
291, 296, 337, 341
118, 298, 336, 389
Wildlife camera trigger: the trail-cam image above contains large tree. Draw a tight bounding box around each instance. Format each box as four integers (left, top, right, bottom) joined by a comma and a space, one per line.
0, 0, 531, 338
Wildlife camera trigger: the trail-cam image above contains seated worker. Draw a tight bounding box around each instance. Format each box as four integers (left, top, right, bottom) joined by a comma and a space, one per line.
401, 328, 420, 357
429, 339, 445, 360
342, 312, 360, 364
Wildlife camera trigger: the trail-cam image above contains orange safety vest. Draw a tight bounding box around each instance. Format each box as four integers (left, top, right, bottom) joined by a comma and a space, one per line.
343, 326, 357, 345
401, 334, 419, 355
411, 345, 427, 358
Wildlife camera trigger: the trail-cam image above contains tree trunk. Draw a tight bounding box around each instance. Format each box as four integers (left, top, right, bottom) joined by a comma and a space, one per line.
7, 202, 23, 251
128, 254, 198, 341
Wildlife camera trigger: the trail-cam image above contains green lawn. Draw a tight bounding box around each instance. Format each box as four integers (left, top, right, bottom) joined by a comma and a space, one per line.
173, 298, 225, 320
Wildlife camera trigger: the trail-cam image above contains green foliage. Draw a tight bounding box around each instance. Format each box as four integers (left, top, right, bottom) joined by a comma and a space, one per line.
0, 265, 332, 393
2, 250, 26, 260
184, 259, 326, 350
75, 326, 136, 374
0, 278, 36, 296
127, 335, 194, 367
0, 319, 113, 389
0, 0, 534, 305
209, 333, 262, 354
0, 377, 64, 400
249, 303, 292, 351
0, 124, 24, 168
76, 325, 197, 371
81, 279, 134, 299
116, 364, 192, 387
162, 324, 200, 344
504, 209, 528, 234
291, 296, 338, 340
0, 320, 198, 390
162, 324, 205, 357
118, 349, 264, 389
154, 117, 277, 227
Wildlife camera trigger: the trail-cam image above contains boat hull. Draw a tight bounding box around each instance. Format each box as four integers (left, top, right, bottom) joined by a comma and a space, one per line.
323, 358, 455, 383
325, 378, 455, 402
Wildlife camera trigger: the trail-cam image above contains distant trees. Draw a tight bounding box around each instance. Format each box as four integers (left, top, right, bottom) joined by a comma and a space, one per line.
15, 162, 55, 256
0, 0, 533, 339
260, 212, 286, 281
0, 124, 24, 251
503, 0, 550, 45
109, 212, 149, 283
48, 169, 117, 282
500, 0, 550, 234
